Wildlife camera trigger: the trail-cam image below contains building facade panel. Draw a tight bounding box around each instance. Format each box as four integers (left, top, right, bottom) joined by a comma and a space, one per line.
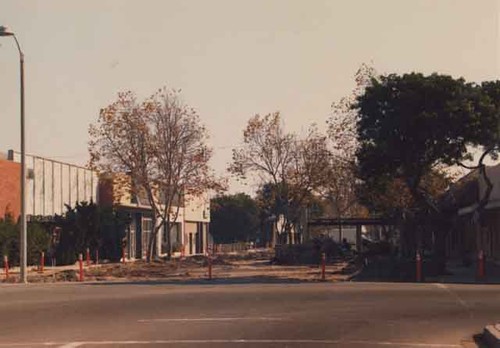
8, 150, 98, 218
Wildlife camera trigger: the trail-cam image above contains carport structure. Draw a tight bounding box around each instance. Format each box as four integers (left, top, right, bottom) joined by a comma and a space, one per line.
307, 217, 390, 251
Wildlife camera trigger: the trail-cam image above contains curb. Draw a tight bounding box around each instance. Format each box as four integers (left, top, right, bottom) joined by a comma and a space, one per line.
345, 264, 365, 281
483, 324, 500, 348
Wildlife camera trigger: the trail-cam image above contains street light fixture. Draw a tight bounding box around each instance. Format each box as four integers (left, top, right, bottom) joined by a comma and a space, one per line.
0, 25, 27, 283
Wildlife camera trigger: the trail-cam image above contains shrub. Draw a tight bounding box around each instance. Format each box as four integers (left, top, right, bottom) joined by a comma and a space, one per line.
0, 215, 50, 267
54, 203, 129, 265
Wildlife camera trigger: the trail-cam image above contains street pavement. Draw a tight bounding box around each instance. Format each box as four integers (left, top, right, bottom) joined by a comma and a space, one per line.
0, 281, 499, 347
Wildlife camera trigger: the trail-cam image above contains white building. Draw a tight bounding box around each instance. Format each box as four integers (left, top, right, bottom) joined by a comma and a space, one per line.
7, 150, 99, 219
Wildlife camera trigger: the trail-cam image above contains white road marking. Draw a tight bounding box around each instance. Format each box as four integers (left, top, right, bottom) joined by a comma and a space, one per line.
343, 340, 461, 347
0, 339, 462, 347
138, 317, 288, 322
434, 283, 473, 318
0, 344, 61, 347
58, 343, 83, 348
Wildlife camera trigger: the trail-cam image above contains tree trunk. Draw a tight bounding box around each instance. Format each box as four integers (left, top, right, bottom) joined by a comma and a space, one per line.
165, 222, 172, 260
271, 221, 277, 248
147, 222, 161, 263
338, 215, 343, 243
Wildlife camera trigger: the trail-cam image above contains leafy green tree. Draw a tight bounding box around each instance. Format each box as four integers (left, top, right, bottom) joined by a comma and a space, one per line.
210, 193, 260, 244
356, 73, 495, 205
355, 72, 500, 267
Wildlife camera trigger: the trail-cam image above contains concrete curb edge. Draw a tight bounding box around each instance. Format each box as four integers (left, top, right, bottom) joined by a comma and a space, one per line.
483, 324, 500, 348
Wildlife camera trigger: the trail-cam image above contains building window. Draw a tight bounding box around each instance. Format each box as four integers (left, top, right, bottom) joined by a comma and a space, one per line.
141, 217, 153, 258
160, 222, 182, 254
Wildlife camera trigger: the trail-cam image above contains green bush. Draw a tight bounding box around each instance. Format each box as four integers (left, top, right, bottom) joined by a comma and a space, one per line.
27, 223, 50, 265
53, 202, 129, 265
0, 215, 50, 267
0, 202, 131, 267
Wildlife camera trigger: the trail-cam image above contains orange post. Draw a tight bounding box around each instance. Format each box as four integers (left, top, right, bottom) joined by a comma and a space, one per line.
40, 251, 44, 273
416, 251, 422, 282
3, 256, 8, 280
78, 253, 84, 282
477, 250, 485, 280
86, 248, 90, 267
208, 254, 212, 280
321, 253, 326, 281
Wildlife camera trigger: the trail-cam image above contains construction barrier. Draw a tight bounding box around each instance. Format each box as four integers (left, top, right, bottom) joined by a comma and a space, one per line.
213, 242, 251, 254
321, 253, 326, 281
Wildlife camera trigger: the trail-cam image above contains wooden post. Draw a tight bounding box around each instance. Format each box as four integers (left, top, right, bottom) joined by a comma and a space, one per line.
40, 251, 44, 273
3, 256, 8, 280
78, 253, 84, 282
86, 248, 90, 267
416, 251, 422, 282
477, 250, 485, 280
321, 253, 326, 281
356, 225, 363, 254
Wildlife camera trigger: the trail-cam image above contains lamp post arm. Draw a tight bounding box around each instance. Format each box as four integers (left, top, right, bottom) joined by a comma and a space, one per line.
12, 34, 23, 58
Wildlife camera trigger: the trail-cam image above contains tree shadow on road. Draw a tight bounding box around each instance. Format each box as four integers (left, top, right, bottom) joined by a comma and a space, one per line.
349, 255, 500, 285
81, 275, 331, 287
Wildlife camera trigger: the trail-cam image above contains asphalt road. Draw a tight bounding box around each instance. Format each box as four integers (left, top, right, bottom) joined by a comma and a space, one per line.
0, 281, 499, 347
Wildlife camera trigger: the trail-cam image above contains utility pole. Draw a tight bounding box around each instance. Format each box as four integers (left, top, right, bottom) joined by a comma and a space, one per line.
0, 26, 27, 283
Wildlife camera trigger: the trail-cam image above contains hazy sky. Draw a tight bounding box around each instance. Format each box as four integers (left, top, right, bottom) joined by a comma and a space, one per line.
1, 0, 499, 193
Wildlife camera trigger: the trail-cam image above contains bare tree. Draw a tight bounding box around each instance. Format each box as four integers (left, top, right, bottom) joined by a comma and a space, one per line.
150, 88, 222, 259
230, 113, 330, 245
323, 64, 377, 238
89, 88, 221, 262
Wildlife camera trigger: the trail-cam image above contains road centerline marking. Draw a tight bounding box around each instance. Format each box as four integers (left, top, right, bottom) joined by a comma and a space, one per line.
138, 317, 288, 323
47, 339, 461, 347
0, 339, 463, 347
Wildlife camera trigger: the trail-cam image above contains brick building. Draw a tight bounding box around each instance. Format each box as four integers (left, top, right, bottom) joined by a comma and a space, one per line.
0, 156, 21, 219
0, 150, 99, 220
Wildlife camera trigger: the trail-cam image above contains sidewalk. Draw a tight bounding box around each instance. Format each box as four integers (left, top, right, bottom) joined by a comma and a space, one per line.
350, 254, 500, 284
432, 259, 500, 284
2, 261, 106, 283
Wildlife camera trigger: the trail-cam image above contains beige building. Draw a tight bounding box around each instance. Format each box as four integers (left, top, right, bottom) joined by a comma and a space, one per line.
99, 174, 211, 259
448, 164, 500, 261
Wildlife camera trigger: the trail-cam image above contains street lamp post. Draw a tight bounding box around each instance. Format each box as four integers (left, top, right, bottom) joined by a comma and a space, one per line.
0, 26, 27, 283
